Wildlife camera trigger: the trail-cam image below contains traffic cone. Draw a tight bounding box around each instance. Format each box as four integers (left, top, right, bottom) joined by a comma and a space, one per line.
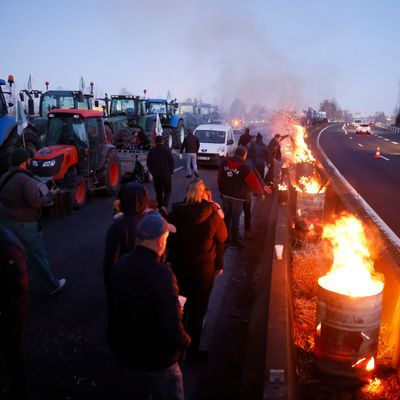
374, 146, 380, 158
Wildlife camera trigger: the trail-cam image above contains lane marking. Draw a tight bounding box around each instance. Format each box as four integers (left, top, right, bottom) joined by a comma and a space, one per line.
392, 141, 399, 144
380, 156, 390, 161
349, 136, 353, 140
317, 125, 400, 250
377, 136, 383, 138
384, 138, 390, 141
357, 143, 364, 147
174, 166, 183, 172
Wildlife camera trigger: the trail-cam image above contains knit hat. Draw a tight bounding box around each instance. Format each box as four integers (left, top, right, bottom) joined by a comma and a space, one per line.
137, 212, 176, 240
11, 148, 31, 166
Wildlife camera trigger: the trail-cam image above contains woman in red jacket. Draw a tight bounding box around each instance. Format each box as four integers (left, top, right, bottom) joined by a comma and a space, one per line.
168, 179, 228, 362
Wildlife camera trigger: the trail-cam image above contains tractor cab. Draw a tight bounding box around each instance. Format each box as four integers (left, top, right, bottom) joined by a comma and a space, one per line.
39, 91, 92, 117
32, 110, 121, 208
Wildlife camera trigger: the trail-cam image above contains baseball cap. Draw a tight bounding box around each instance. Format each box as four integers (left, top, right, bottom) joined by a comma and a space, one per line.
11, 148, 31, 166
137, 212, 176, 240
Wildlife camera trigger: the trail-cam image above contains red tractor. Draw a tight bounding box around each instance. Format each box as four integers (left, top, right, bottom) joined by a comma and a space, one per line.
31, 109, 121, 208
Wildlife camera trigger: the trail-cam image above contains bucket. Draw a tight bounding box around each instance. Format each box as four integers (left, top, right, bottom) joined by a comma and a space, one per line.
295, 191, 325, 229
314, 283, 383, 380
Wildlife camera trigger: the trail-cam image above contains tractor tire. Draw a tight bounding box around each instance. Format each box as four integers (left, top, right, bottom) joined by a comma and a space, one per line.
162, 128, 174, 149
64, 170, 87, 209
19, 127, 41, 155
103, 151, 121, 195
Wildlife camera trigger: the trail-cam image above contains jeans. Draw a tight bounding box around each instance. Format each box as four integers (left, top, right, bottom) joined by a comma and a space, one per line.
0, 218, 59, 293
122, 362, 184, 400
153, 175, 172, 209
222, 197, 244, 241
185, 153, 198, 176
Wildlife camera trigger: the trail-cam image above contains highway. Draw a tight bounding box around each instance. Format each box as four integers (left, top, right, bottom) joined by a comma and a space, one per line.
318, 124, 400, 237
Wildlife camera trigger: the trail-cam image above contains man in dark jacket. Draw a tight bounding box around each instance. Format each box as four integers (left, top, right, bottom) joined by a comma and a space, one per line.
0, 225, 29, 399
0, 148, 65, 295
180, 128, 200, 178
109, 212, 190, 399
147, 136, 175, 210
248, 132, 268, 179
238, 127, 253, 148
217, 145, 267, 247
265, 134, 288, 185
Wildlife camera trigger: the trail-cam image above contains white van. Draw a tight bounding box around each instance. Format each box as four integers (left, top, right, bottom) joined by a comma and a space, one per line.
194, 124, 236, 165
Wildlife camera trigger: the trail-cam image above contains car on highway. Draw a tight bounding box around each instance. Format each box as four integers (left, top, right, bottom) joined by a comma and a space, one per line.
195, 123, 236, 166
356, 123, 372, 134
352, 119, 362, 128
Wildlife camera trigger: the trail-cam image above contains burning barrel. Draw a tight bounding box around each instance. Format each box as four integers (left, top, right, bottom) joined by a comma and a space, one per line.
295, 161, 315, 180
314, 282, 383, 380
295, 191, 325, 229
313, 215, 385, 381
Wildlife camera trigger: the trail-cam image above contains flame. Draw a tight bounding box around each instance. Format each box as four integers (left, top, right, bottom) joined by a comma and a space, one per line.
291, 124, 316, 163
316, 323, 321, 336
352, 357, 366, 368
318, 215, 384, 297
293, 176, 325, 194
366, 357, 375, 371
277, 183, 288, 191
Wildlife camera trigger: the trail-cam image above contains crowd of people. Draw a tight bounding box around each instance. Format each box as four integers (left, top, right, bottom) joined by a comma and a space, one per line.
0, 129, 286, 399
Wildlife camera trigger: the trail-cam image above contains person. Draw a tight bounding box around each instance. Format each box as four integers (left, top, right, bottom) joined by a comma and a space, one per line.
0, 226, 29, 399
265, 134, 288, 186
217, 145, 269, 247
247, 132, 268, 179
180, 128, 200, 178
103, 182, 150, 292
238, 127, 253, 148
108, 212, 190, 400
204, 185, 224, 219
0, 148, 65, 295
168, 179, 227, 362
146, 136, 175, 211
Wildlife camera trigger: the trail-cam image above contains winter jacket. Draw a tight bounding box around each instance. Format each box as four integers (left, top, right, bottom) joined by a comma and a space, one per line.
248, 140, 268, 167
146, 144, 175, 177
266, 138, 282, 164
180, 133, 200, 154
108, 245, 190, 371
168, 200, 227, 297
217, 156, 264, 201
0, 167, 54, 222
0, 226, 28, 320
238, 132, 253, 148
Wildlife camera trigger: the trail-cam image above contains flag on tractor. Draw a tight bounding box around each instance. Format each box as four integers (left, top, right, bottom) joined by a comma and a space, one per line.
155, 113, 163, 136
16, 100, 28, 136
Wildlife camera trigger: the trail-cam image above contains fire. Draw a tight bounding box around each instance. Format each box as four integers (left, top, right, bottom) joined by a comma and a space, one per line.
318, 215, 384, 297
277, 183, 288, 191
293, 176, 325, 194
291, 124, 315, 163
366, 356, 375, 371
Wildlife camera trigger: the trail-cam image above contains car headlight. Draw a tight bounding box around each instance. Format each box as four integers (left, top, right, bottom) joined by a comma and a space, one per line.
31, 160, 38, 167
42, 160, 56, 167
217, 147, 225, 156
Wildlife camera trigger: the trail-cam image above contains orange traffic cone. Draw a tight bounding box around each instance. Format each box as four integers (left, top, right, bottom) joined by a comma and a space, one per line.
374, 146, 380, 158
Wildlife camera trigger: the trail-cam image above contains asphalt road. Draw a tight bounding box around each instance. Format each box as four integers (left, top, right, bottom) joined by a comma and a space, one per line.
26, 154, 225, 399
318, 124, 400, 237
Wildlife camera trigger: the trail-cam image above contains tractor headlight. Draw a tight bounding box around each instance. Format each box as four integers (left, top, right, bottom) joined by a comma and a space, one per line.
31, 160, 38, 167
42, 160, 56, 167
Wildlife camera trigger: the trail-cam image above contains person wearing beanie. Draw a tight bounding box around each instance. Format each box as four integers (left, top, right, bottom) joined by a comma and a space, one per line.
146, 136, 175, 210
238, 127, 253, 148
108, 212, 190, 399
0, 148, 65, 295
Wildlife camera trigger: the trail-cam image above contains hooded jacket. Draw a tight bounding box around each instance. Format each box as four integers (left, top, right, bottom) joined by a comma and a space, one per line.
168, 200, 227, 272
146, 144, 174, 177
248, 138, 268, 167
103, 183, 149, 288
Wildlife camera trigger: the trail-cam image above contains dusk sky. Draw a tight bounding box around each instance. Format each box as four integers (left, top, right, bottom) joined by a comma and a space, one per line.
2, 0, 399, 116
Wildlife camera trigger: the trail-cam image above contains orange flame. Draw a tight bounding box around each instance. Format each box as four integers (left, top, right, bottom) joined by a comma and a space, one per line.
293, 176, 325, 194
366, 357, 375, 371
318, 215, 384, 297
291, 124, 315, 163
277, 183, 288, 191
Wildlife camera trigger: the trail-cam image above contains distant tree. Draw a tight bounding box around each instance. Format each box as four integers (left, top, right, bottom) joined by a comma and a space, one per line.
229, 98, 246, 117
319, 99, 339, 121
342, 109, 353, 123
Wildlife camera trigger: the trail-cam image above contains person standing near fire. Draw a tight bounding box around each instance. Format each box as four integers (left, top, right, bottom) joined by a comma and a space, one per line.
238, 127, 253, 148
265, 134, 289, 186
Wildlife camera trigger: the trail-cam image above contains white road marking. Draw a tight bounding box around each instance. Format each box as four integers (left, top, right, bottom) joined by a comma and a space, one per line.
174, 166, 183, 172
377, 136, 383, 138
357, 143, 363, 147
380, 156, 390, 161
384, 138, 390, 141
391, 141, 399, 145
349, 136, 353, 140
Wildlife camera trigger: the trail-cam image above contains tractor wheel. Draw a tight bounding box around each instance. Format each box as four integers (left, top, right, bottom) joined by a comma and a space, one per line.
64, 170, 87, 209
18, 127, 41, 155
162, 128, 173, 149
104, 151, 121, 195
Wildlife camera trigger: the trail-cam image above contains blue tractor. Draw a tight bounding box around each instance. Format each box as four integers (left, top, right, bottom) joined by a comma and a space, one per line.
0, 78, 18, 176
142, 99, 184, 148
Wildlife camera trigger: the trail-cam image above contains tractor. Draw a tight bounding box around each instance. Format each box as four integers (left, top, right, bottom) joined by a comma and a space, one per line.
0, 76, 18, 177
19, 88, 94, 154
142, 98, 184, 148
30, 109, 121, 209
177, 101, 219, 133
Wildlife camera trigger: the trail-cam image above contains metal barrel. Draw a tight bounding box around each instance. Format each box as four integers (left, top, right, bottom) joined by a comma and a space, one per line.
314, 283, 383, 380
295, 192, 325, 229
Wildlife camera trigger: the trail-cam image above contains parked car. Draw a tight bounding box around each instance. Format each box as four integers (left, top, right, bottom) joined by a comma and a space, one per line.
356, 123, 372, 134
194, 123, 236, 166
